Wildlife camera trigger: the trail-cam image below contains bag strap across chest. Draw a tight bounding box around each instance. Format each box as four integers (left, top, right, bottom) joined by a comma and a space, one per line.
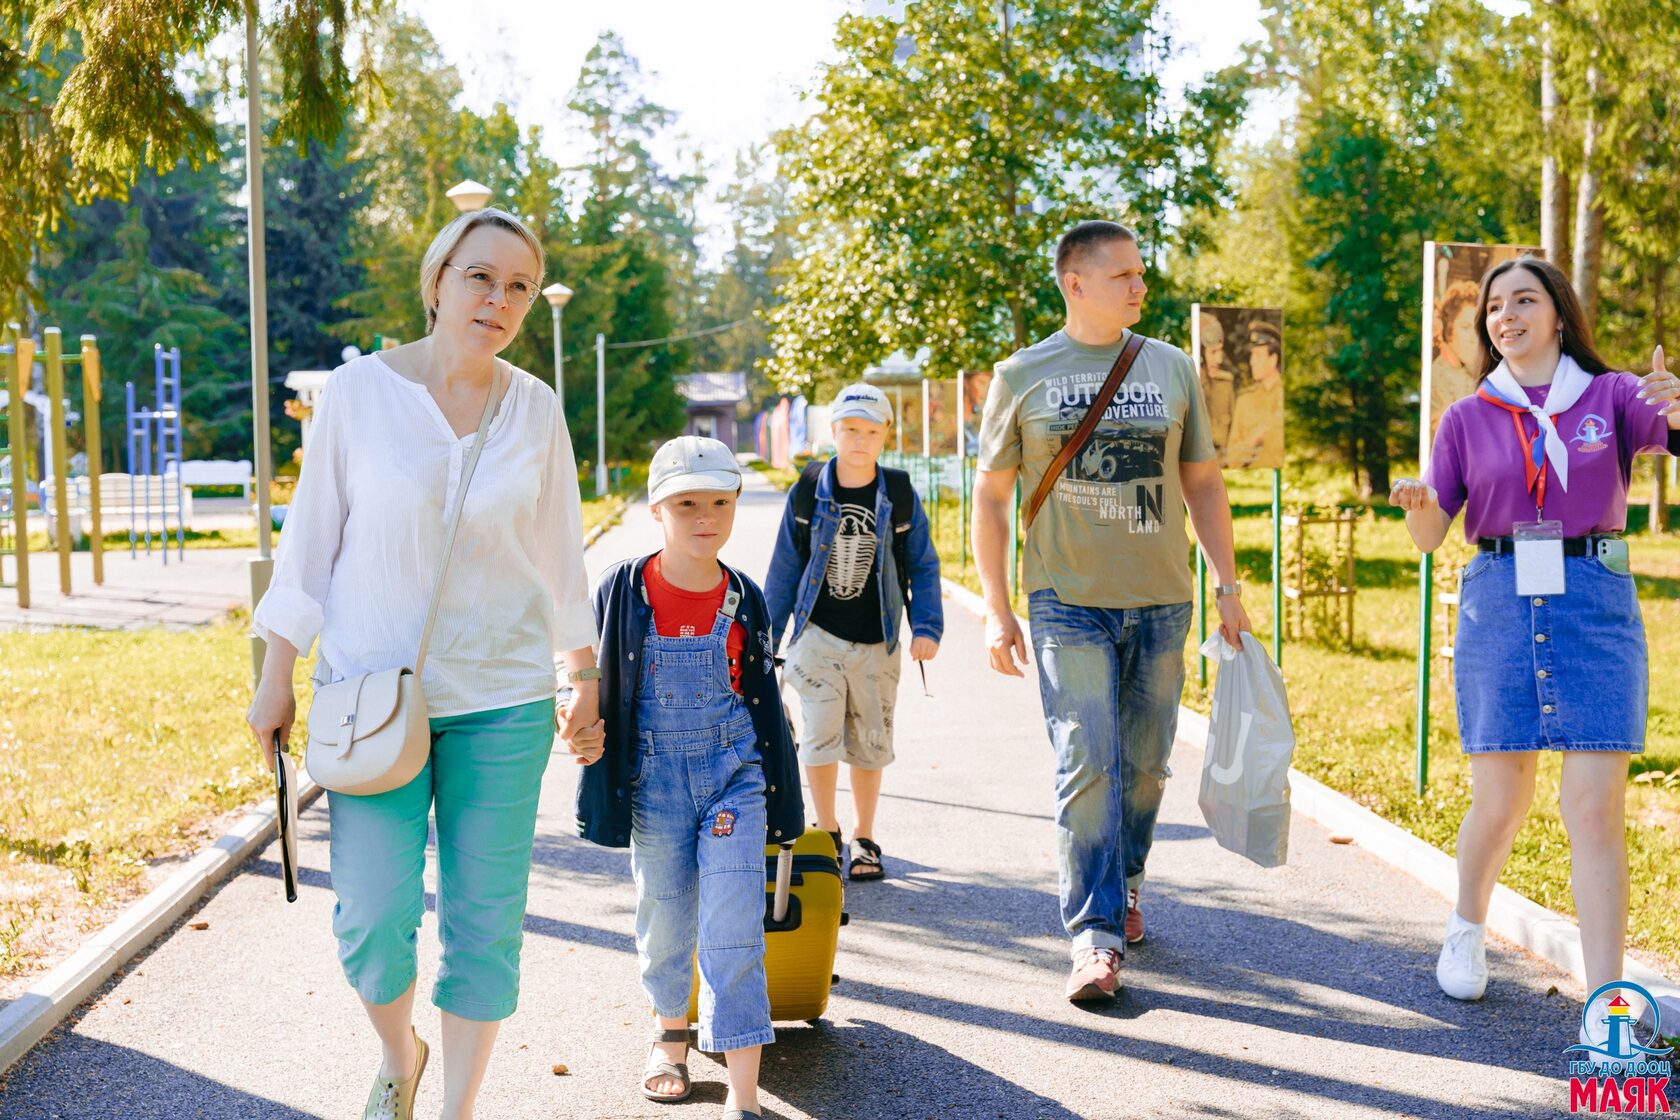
1023, 333, 1148, 533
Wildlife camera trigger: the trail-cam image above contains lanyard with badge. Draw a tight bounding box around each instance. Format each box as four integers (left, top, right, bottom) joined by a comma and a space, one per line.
1485, 395, 1567, 597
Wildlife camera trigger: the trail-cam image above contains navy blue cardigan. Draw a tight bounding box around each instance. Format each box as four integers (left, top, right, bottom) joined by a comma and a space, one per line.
575, 555, 805, 848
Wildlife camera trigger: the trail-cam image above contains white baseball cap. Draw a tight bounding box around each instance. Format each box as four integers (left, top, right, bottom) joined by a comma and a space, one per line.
829, 382, 893, 425
648, 435, 743, 505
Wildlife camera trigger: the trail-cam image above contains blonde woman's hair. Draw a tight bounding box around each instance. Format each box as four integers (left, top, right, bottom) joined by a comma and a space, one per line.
418, 207, 546, 334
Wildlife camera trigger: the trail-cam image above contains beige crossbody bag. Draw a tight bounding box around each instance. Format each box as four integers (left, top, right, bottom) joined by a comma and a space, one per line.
305, 370, 503, 796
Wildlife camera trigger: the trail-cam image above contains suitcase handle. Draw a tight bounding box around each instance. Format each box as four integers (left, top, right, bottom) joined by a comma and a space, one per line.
771, 841, 794, 923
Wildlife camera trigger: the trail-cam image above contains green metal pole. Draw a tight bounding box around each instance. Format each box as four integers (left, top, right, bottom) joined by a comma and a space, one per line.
1196, 546, 1208, 688
927, 454, 936, 541
959, 457, 969, 572
1416, 550, 1434, 795
1272, 468, 1283, 667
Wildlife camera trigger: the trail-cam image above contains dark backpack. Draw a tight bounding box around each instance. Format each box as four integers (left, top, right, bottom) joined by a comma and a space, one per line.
790, 459, 916, 609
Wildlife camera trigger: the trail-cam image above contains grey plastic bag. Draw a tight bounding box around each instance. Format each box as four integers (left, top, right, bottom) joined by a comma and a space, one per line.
1197, 632, 1297, 868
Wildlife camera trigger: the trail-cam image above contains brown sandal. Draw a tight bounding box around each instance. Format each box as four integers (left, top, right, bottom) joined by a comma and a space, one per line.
641, 1027, 692, 1103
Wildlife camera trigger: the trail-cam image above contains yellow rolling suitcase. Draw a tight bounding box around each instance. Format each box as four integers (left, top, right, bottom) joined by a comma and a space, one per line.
688, 826, 847, 1025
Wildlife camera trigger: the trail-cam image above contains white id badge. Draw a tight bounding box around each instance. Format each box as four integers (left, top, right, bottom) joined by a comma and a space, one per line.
1512, 520, 1566, 596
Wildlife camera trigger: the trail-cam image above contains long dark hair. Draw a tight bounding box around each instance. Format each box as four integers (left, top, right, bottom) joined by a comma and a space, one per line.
1474, 257, 1611, 382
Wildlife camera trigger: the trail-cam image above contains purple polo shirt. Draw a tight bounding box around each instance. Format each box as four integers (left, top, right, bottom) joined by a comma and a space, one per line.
1425, 371, 1679, 541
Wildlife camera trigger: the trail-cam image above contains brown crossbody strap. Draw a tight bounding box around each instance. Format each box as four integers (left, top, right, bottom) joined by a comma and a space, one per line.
1023, 332, 1147, 532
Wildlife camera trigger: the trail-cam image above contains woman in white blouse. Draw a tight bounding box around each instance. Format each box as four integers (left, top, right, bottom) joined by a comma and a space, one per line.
247, 208, 603, 1120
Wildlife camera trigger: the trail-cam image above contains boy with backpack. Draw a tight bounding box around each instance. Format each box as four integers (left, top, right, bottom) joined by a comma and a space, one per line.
765, 383, 943, 881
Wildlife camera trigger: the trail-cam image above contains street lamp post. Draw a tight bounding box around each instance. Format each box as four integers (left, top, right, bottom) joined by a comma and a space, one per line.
543, 282, 573, 407
596, 333, 607, 499
446, 179, 492, 213
245, 7, 274, 691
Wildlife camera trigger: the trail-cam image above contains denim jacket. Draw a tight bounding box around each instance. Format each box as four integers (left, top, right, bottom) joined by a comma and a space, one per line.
764, 458, 944, 656
576, 555, 804, 849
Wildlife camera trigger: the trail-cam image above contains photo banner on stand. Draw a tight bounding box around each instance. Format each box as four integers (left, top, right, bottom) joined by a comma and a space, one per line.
960, 369, 994, 456
805, 404, 833, 456
789, 395, 808, 458
770, 397, 791, 468
900, 379, 960, 457
1420, 241, 1544, 467
1192, 304, 1285, 470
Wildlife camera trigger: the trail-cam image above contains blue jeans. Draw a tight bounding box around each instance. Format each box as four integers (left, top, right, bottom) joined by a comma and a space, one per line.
1455, 553, 1646, 753
1027, 590, 1192, 957
630, 594, 773, 1053
630, 713, 773, 1052
327, 698, 555, 1021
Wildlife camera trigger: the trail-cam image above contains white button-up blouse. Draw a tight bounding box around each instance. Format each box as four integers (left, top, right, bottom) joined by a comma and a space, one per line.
252, 354, 596, 718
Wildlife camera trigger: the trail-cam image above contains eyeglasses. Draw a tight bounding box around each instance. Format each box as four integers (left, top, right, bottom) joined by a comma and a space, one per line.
444, 263, 539, 306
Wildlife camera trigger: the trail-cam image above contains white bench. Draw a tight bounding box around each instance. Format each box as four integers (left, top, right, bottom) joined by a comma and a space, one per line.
43, 473, 195, 544
178, 459, 254, 501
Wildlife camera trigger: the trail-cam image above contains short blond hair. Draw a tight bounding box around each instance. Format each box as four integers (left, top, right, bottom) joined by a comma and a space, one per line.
419, 207, 546, 333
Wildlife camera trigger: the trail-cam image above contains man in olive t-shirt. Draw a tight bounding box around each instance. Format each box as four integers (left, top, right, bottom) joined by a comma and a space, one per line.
972, 220, 1250, 1005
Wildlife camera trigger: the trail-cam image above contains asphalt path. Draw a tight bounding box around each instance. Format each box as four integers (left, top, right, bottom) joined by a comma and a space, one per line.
2, 468, 1605, 1118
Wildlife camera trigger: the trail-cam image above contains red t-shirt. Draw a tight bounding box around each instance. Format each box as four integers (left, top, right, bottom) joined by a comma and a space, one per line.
644, 553, 745, 694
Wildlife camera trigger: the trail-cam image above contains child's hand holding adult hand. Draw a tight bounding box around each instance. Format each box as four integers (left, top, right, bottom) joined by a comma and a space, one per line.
558, 693, 606, 766
909, 636, 939, 661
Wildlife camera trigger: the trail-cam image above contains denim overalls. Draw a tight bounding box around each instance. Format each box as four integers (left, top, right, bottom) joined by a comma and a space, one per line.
629, 575, 775, 1053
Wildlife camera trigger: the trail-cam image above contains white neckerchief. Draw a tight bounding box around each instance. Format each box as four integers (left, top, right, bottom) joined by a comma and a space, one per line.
1482, 353, 1593, 493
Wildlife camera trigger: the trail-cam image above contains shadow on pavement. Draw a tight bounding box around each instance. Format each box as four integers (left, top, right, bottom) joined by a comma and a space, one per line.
830, 980, 1553, 1120
1131, 881, 1578, 1070
1, 1037, 317, 1119
760, 1018, 1083, 1120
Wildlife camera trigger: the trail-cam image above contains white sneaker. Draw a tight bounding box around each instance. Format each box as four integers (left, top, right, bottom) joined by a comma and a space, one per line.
1436, 911, 1488, 1001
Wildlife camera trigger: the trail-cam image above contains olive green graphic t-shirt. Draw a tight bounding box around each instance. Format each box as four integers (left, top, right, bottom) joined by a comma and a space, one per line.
977, 329, 1215, 609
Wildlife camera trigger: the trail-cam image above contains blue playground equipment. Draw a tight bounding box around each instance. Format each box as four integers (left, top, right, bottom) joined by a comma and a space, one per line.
125, 343, 185, 561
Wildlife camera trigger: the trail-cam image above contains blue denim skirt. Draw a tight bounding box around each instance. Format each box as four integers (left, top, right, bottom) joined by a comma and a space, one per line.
1454, 552, 1646, 754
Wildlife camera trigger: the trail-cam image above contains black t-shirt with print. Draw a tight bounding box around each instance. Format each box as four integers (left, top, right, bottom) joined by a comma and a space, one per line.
808, 476, 885, 645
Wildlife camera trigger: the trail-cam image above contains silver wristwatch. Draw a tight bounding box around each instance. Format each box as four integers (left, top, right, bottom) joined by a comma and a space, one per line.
1215, 582, 1243, 599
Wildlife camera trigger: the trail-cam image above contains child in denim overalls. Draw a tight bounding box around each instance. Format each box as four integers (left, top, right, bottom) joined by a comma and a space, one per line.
573, 436, 804, 1120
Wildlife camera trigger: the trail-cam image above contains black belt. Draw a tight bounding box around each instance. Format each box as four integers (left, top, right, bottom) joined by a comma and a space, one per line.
1478, 535, 1612, 557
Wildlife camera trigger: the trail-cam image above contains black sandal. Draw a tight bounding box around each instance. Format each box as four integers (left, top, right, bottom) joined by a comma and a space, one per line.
824, 828, 843, 859
641, 1027, 691, 1103
848, 836, 884, 881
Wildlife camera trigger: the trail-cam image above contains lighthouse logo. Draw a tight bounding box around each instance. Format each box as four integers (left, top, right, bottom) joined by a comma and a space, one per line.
1564, 981, 1673, 1115
1571, 413, 1611, 453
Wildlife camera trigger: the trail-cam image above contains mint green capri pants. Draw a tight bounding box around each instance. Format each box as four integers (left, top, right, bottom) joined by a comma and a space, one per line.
326, 698, 554, 1021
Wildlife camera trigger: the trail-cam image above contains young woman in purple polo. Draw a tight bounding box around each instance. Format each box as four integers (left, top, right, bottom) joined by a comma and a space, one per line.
1391, 257, 1680, 1042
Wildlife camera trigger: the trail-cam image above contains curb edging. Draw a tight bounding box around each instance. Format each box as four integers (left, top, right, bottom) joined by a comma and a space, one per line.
940, 576, 1680, 1029
0, 777, 324, 1075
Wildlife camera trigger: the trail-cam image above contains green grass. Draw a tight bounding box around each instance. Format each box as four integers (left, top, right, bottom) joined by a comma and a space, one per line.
745, 455, 805, 492
25, 527, 261, 553
0, 615, 316, 975
581, 461, 648, 536
928, 463, 1680, 976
